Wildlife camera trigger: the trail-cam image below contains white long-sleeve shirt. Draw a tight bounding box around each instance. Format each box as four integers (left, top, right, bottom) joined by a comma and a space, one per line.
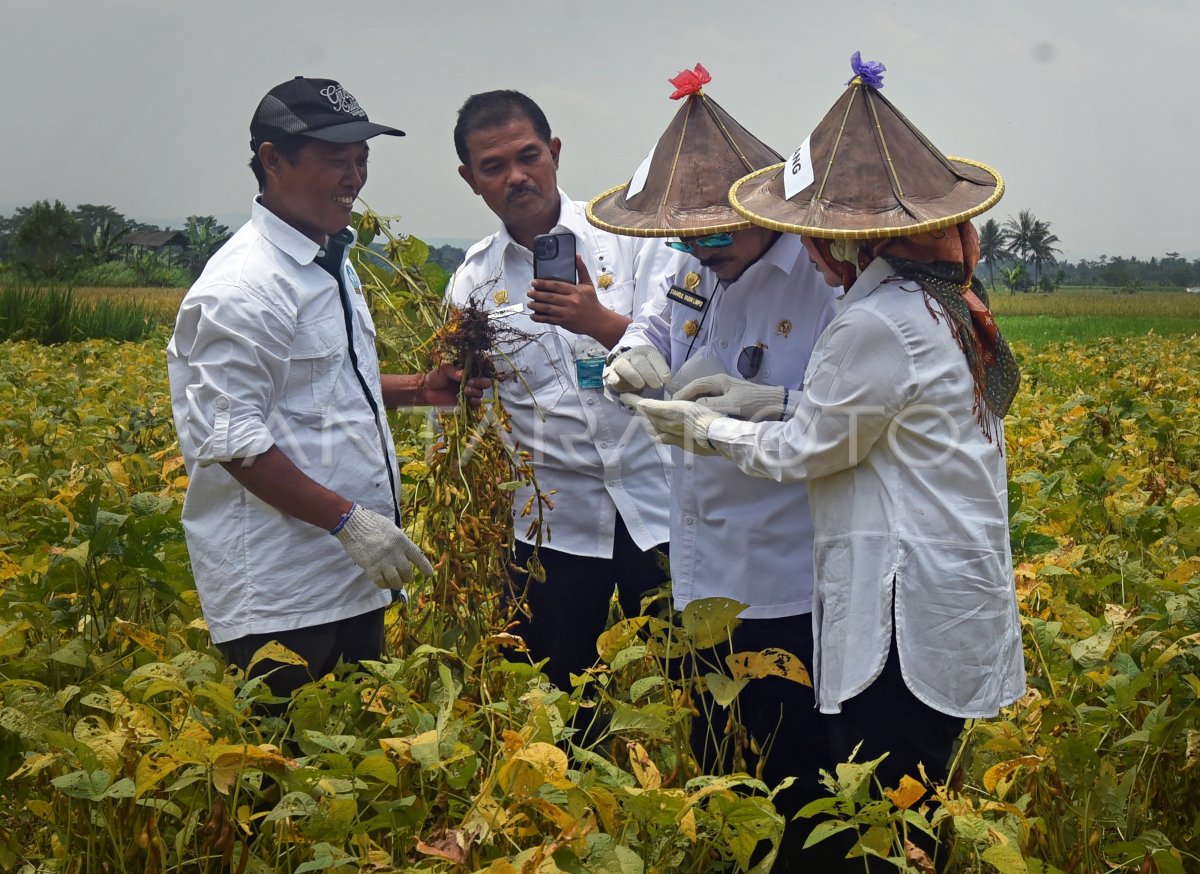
447, 193, 672, 556
707, 256, 1026, 717
621, 233, 838, 617
167, 201, 393, 643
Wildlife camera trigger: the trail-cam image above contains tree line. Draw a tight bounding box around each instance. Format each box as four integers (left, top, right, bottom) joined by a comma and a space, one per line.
0, 200, 230, 287
979, 209, 1200, 293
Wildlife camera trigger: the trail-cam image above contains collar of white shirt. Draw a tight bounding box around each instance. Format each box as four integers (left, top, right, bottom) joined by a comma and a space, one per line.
840, 256, 900, 305
494, 188, 578, 256
249, 198, 354, 268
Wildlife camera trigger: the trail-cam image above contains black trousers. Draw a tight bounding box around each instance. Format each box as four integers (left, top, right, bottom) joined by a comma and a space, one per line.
507, 515, 668, 691
216, 607, 386, 716
802, 639, 965, 873
686, 614, 832, 873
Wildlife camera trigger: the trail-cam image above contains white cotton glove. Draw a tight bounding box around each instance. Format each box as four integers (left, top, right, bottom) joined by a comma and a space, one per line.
674, 373, 788, 422
603, 344, 671, 393
333, 504, 435, 589
635, 398, 723, 456
665, 355, 727, 396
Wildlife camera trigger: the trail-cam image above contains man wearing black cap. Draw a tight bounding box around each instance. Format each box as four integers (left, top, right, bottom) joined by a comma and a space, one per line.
168, 77, 483, 706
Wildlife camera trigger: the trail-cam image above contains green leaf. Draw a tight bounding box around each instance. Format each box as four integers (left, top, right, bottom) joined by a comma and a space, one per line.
51, 769, 111, 800
981, 845, 1029, 874
50, 637, 89, 667
609, 704, 670, 737
704, 672, 748, 707
1070, 627, 1115, 668
681, 597, 746, 649
629, 675, 665, 702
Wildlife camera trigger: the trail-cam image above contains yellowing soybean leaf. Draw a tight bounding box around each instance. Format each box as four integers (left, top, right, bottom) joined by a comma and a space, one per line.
208, 744, 293, 794
678, 806, 698, 842
627, 741, 661, 790
246, 641, 309, 673
884, 775, 926, 810
726, 648, 812, 686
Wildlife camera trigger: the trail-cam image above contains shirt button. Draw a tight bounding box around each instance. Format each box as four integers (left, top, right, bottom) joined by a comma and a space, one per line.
600, 441, 609, 448
685, 515, 696, 525
762, 368, 771, 378
720, 340, 729, 348
214, 395, 230, 410
586, 397, 596, 406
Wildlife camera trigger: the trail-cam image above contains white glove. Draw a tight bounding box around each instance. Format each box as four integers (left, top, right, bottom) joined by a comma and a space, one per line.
603, 344, 671, 393
333, 504, 435, 589
635, 398, 723, 456
674, 373, 788, 422
665, 354, 726, 396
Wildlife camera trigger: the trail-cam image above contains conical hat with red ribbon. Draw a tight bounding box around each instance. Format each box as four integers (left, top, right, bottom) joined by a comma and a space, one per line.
587, 64, 782, 238
730, 53, 1004, 239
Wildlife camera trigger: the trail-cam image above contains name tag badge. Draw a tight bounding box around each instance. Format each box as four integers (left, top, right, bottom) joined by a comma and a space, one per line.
576, 357, 606, 389
574, 339, 607, 390
667, 284, 707, 311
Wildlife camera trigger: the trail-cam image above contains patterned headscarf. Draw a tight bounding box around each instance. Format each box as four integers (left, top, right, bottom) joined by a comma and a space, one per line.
812, 221, 1020, 438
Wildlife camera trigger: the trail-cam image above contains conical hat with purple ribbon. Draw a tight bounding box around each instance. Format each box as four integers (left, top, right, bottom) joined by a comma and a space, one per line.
730, 53, 1003, 240
587, 64, 782, 238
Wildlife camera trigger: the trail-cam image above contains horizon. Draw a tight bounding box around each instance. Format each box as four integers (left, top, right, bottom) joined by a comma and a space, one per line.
2, 2, 1197, 268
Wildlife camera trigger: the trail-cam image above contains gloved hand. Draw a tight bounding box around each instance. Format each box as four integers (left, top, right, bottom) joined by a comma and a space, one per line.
674, 373, 788, 422
603, 344, 671, 393
333, 504, 435, 589
635, 398, 723, 456
665, 354, 726, 396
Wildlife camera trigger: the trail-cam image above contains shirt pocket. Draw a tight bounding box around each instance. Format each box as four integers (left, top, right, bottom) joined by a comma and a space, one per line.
596, 277, 634, 318
282, 314, 346, 414
491, 320, 569, 413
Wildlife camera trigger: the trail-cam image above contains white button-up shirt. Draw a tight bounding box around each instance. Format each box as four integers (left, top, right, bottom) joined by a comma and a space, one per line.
708, 256, 1026, 717
622, 233, 837, 617
167, 201, 394, 643
447, 193, 672, 556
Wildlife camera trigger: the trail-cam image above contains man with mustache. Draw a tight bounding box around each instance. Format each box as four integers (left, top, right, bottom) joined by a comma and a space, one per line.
448, 91, 673, 691
168, 77, 485, 712
589, 66, 838, 869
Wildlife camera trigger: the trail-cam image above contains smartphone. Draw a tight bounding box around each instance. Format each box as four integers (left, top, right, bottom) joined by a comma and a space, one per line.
532, 230, 577, 283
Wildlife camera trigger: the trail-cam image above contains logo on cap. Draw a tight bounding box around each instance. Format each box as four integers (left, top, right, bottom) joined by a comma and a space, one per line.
320, 84, 366, 118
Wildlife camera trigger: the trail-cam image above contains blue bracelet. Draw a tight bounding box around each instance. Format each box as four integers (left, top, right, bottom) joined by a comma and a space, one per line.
780, 388, 790, 420
330, 502, 357, 535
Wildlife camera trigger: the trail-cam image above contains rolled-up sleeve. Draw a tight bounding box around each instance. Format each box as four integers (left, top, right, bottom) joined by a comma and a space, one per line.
169, 283, 296, 466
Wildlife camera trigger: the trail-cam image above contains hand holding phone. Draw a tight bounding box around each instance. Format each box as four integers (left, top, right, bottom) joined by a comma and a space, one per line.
532, 230, 577, 283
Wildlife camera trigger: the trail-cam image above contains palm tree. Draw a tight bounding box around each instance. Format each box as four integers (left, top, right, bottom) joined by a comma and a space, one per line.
1028, 220, 1062, 290
183, 215, 231, 277
79, 218, 127, 264
1003, 209, 1039, 286
977, 218, 1009, 293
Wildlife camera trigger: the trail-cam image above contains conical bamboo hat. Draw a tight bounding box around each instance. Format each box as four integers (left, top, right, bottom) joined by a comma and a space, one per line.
587, 65, 782, 238
730, 54, 1003, 239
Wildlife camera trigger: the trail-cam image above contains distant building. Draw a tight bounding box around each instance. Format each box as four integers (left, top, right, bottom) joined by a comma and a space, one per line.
119, 229, 189, 257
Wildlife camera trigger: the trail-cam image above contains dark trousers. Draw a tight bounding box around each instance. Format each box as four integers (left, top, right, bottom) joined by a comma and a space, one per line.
686, 614, 831, 872
508, 516, 668, 691
216, 608, 386, 716
803, 640, 965, 872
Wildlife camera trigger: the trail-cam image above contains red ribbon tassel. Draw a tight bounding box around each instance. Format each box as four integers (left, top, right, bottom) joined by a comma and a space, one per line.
669, 63, 712, 99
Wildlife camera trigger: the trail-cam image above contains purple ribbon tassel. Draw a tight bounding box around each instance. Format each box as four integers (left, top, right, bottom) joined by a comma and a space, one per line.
848, 51, 886, 89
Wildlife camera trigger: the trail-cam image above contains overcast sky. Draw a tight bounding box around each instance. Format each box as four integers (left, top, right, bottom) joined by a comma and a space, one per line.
4, 1, 1196, 261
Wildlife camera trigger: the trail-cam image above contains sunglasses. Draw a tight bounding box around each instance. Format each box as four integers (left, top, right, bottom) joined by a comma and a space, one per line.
666, 233, 735, 253
737, 343, 766, 379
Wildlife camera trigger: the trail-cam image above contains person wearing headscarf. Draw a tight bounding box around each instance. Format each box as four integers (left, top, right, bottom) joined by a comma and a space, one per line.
589, 65, 839, 870
637, 54, 1026, 871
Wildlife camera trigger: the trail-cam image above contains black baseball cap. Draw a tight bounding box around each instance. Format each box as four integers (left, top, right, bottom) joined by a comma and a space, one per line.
250, 76, 404, 148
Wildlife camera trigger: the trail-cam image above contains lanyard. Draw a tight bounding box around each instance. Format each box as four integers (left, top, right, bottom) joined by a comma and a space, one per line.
315, 230, 402, 527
